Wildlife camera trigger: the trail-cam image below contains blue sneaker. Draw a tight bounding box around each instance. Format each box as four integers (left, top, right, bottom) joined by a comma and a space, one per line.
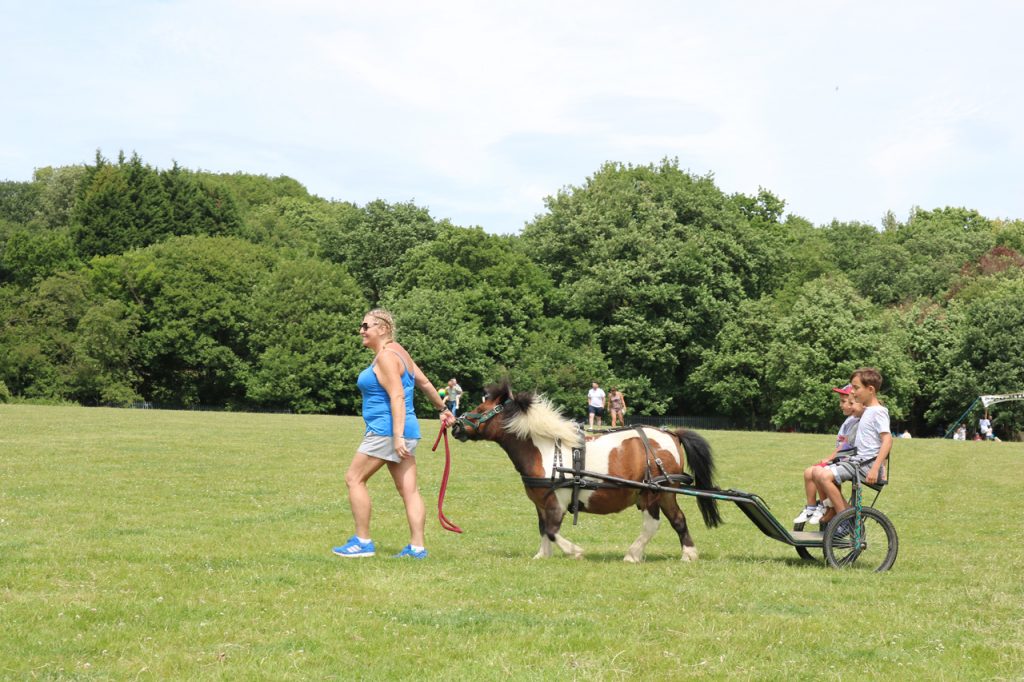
333, 536, 375, 558
394, 544, 428, 559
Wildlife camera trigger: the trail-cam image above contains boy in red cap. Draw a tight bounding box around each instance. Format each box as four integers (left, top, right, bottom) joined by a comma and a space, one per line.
793, 383, 860, 525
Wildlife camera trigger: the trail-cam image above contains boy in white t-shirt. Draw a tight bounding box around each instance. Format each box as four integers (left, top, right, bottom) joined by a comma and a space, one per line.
812, 368, 892, 527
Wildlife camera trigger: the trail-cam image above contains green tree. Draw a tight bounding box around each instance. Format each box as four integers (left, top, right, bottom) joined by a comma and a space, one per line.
72, 152, 173, 257
689, 297, 777, 429
387, 226, 551, 366
928, 276, 1024, 437
323, 200, 442, 304
32, 165, 89, 229
509, 317, 622, 415
161, 163, 242, 238
246, 257, 368, 413
0, 272, 92, 399
0, 181, 41, 224
68, 299, 143, 405
199, 172, 312, 213
89, 236, 276, 406
1, 227, 81, 286
521, 159, 790, 412
764, 276, 915, 431
239, 196, 354, 256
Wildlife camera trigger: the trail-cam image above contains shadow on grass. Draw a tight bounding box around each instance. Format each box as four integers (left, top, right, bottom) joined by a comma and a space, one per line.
715, 551, 827, 569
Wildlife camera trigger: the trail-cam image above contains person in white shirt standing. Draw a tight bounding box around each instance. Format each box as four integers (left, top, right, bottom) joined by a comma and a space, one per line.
587, 381, 606, 430
979, 412, 994, 440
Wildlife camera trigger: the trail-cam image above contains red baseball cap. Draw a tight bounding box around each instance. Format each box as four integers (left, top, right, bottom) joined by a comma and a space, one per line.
832, 384, 853, 395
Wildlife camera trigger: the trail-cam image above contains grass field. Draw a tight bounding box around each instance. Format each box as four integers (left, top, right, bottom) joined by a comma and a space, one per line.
2, 404, 1023, 680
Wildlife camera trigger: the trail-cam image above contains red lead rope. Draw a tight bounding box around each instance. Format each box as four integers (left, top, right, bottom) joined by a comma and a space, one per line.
431, 426, 463, 533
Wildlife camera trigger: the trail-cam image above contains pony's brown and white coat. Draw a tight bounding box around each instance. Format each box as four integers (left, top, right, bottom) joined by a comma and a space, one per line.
453, 382, 722, 562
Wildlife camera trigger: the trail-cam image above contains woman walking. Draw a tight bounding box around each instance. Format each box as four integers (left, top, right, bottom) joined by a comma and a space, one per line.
608, 387, 627, 428
334, 309, 455, 559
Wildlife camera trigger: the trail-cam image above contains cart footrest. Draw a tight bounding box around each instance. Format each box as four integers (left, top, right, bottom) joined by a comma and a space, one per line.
790, 530, 824, 543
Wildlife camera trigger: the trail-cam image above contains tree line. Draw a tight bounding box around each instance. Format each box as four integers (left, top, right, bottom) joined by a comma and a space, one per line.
2, 153, 1022, 438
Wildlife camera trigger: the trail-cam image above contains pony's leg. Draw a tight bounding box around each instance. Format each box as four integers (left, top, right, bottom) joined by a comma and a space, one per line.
624, 507, 661, 563
552, 533, 584, 559
533, 508, 554, 559
533, 502, 583, 559
660, 494, 699, 562
534, 535, 554, 559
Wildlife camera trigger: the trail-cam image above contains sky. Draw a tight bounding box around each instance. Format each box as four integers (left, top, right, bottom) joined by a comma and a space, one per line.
2, 1, 1023, 234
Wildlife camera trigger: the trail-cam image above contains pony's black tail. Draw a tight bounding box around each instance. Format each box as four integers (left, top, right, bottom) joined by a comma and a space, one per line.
676, 429, 722, 528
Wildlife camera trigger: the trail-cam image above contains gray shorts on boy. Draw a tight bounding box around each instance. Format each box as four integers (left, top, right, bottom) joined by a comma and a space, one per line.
827, 458, 872, 485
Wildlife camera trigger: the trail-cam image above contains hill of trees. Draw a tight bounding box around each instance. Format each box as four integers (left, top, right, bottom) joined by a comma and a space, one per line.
2, 152, 1022, 438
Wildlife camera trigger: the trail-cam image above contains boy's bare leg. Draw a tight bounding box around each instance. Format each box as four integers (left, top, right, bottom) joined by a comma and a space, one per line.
812, 467, 848, 521
803, 467, 819, 506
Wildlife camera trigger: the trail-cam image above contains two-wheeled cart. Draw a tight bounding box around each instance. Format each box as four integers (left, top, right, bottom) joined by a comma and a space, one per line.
549, 463, 898, 572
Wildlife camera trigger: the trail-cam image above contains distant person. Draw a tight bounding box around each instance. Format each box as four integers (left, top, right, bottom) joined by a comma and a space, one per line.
587, 381, 606, 429
608, 387, 627, 428
979, 412, 994, 441
794, 384, 860, 525
811, 368, 892, 531
446, 378, 463, 417
953, 424, 967, 441
334, 309, 455, 560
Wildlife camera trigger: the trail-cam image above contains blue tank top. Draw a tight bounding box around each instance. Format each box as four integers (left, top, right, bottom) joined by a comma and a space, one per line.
357, 349, 420, 439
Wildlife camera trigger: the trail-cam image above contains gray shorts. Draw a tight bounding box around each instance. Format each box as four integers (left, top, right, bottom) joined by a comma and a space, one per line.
358, 433, 420, 463
827, 458, 872, 485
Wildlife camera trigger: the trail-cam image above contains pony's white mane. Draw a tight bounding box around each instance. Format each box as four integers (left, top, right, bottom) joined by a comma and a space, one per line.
504, 394, 582, 446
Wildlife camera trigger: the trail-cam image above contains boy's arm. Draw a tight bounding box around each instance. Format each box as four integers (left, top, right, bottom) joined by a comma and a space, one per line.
866, 432, 892, 484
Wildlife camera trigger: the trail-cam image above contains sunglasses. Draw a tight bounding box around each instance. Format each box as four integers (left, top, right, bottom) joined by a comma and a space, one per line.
359, 322, 380, 331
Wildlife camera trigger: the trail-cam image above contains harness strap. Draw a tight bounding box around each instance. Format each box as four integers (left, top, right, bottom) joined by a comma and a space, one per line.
633, 426, 671, 482
569, 436, 586, 525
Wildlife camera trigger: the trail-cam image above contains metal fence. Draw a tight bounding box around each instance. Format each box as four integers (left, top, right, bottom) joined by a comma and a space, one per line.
623, 414, 741, 431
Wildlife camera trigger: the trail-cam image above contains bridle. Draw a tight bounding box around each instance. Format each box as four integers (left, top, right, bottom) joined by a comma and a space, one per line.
453, 399, 512, 435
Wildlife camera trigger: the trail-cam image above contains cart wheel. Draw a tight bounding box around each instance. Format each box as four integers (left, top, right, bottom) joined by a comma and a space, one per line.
823, 507, 898, 572
792, 521, 822, 562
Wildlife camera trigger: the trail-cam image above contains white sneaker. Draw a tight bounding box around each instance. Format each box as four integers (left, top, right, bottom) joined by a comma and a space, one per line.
807, 503, 826, 525
794, 505, 817, 524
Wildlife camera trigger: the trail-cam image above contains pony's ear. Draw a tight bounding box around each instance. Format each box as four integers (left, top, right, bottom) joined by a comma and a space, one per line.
485, 381, 512, 403
512, 390, 533, 412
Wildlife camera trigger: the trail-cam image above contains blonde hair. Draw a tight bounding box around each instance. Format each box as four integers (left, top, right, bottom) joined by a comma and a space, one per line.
367, 308, 396, 340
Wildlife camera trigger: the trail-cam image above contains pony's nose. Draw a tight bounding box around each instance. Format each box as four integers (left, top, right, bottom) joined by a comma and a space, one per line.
451, 421, 467, 440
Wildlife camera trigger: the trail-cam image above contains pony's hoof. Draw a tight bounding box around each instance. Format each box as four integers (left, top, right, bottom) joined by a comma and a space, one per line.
623, 554, 643, 564
681, 546, 699, 562
571, 551, 584, 560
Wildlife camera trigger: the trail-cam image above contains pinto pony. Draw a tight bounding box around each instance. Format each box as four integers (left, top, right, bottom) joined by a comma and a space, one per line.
451, 382, 722, 562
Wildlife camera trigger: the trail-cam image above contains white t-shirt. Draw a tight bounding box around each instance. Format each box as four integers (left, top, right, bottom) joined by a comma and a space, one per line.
836, 416, 859, 453
588, 388, 606, 408
979, 418, 991, 435
851, 405, 890, 464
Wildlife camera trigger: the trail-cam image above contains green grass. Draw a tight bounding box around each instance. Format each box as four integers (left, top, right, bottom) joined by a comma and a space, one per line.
2, 404, 1022, 680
